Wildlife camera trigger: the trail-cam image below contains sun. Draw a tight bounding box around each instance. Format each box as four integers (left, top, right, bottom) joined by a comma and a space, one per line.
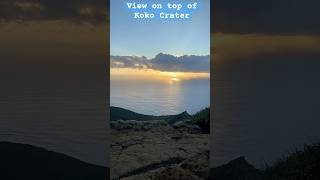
169, 73, 180, 83
170, 77, 179, 81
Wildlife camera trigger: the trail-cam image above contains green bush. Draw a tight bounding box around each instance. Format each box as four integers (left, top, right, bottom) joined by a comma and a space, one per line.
191, 107, 210, 133
263, 142, 320, 180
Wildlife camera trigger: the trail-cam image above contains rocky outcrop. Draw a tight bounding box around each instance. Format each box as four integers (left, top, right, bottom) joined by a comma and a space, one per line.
0, 142, 108, 180
117, 152, 209, 180
110, 120, 168, 131
173, 120, 202, 134
111, 120, 209, 180
152, 166, 204, 180
180, 151, 210, 179
166, 111, 192, 124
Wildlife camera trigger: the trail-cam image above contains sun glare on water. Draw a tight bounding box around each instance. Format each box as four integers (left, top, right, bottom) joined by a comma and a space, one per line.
168, 72, 180, 83
171, 77, 179, 81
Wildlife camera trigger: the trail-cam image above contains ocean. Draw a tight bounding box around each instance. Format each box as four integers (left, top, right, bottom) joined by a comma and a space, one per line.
111, 78, 210, 115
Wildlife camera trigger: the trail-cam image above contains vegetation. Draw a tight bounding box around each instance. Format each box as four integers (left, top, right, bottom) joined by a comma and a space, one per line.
210, 141, 320, 180
263, 142, 320, 180
191, 107, 210, 133
164, 111, 191, 124
110, 106, 192, 123
111, 106, 211, 133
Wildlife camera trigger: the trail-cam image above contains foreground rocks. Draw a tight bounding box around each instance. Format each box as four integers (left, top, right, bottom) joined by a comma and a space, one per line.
111, 120, 209, 180
0, 142, 108, 180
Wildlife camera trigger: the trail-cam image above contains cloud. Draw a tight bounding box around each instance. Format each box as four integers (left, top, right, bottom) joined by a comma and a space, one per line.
111, 55, 150, 69
111, 53, 210, 72
213, 0, 320, 35
0, 0, 108, 24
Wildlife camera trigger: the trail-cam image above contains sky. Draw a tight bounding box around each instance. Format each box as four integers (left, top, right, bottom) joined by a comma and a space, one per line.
110, 53, 210, 82
110, 0, 210, 58
111, 54, 210, 72
211, 0, 320, 63
0, 0, 107, 64
1, 0, 320, 62
213, 0, 320, 35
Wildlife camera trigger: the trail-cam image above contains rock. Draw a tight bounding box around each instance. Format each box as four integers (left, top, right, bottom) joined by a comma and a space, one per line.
153, 167, 204, 180
172, 120, 186, 128
119, 151, 210, 180
111, 121, 209, 179
210, 156, 262, 180
110, 120, 168, 131
173, 121, 202, 134
165, 111, 192, 124
180, 151, 210, 179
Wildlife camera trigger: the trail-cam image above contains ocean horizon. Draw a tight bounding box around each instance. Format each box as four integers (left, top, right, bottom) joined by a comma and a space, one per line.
111, 78, 210, 116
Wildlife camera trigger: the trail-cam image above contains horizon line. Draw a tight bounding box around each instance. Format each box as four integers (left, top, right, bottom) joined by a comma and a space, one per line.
110, 52, 210, 59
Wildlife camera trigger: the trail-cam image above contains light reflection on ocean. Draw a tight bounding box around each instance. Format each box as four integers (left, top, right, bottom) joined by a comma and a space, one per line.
111, 78, 210, 115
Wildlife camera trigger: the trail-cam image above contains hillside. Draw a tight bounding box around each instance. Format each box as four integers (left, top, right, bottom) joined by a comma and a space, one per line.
0, 142, 108, 180
210, 141, 320, 180
111, 107, 210, 133
110, 106, 191, 123
264, 142, 320, 180
191, 108, 210, 133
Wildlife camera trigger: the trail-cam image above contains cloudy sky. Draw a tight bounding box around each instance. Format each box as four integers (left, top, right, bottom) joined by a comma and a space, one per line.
0, 0, 107, 23
110, 0, 210, 58
212, 0, 320, 62
214, 0, 320, 35
111, 53, 210, 72
2, 0, 320, 62
0, 0, 108, 64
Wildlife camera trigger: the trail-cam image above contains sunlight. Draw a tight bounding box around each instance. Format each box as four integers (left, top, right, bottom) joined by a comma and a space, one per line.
111, 68, 209, 83
171, 77, 179, 81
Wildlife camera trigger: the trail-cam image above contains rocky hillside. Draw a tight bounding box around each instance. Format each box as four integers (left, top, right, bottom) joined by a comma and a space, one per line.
110, 107, 192, 123
111, 120, 209, 180
111, 107, 210, 133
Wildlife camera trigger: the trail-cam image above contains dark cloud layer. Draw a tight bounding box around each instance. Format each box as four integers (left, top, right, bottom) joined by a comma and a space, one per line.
0, 0, 108, 24
213, 0, 320, 35
3, 0, 318, 34
111, 53, 210, 72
